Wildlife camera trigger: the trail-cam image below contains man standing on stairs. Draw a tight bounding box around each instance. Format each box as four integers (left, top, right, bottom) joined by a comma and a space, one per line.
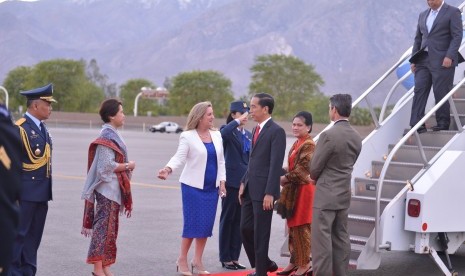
310, 94, 362, 276
409, 0, 463, 133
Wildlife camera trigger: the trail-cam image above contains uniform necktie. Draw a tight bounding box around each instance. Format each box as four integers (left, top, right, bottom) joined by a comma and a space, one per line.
40, 122, 47, 139
253, 124, 260, 145
242, 131, 251, 153
427, 10, 438, 32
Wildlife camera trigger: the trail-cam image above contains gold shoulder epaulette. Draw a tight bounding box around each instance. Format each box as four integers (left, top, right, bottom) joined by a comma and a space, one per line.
15, 118, 26, 126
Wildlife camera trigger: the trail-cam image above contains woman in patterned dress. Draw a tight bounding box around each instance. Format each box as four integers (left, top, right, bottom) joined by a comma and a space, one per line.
276, 111, 315, 276
81, 99, 135, 276
158, 101, 227, 276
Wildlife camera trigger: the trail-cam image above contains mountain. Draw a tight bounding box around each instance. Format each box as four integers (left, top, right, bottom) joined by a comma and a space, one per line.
0, 0, 463, 99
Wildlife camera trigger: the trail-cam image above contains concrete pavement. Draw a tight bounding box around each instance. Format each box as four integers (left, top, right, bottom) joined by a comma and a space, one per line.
34, 127, 465, 275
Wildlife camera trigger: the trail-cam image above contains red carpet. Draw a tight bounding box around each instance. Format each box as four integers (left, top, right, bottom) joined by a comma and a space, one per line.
206, 269, 283, 276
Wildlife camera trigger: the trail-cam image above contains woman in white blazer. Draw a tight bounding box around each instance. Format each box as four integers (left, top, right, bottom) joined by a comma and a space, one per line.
158, 101, 226, 276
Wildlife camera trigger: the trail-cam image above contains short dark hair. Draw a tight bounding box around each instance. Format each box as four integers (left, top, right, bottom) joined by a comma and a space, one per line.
294, 111, 313, 133
330, 94, 352, 117
99, 98, 122, 123
253, 93, 275, 114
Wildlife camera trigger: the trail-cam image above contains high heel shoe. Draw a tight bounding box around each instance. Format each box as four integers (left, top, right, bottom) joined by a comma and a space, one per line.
92, 273, 104, 276
294, 266, 313, 276
176, 260, 193, 276
276, 265, 298, 275
191, 261, 210, 275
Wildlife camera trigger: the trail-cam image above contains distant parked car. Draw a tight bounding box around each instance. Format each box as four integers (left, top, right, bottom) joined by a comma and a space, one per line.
149, 121, 183, 133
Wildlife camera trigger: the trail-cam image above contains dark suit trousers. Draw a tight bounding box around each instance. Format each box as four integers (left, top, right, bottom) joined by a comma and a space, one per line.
311, 207, 349, 276
240, 190, 273, 276
219, 186, 242, 262
410, 53, 455, 127
9, 201, 48, 276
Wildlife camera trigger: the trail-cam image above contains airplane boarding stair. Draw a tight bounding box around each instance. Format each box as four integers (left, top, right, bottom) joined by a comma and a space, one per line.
281, 2, 465, 275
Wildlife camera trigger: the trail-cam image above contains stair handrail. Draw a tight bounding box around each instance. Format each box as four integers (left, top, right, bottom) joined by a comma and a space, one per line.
378, 69, 413, 123
312, 49, 413, 143
374, 76, 465, 252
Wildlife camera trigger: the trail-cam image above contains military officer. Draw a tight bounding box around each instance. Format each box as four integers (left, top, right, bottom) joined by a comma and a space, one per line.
0, 103, 22, 276
9, 83, 56, 276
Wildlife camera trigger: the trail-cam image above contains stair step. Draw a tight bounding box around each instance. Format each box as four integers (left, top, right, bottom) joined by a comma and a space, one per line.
348, 259, 358, 270
350, 243, 365, 261
452, 85, 465, 98
387, 144, 441, 163
354, 178, 406, 198
449, 114, 465, 130
405, 129, 457, 147
452, 98, 465, 113
371, 160, 423, 180
348, 214, 375, 237
350, 234, 368, 246
350, 196, 389, 217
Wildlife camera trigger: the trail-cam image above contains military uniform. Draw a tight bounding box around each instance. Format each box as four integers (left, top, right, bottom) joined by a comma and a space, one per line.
0, 104, 22, 276
9, 84, 56, 276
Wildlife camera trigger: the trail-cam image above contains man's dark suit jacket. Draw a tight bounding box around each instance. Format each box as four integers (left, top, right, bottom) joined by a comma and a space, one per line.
0, 105, 21, 275
241, 119, 286, 201
409, 2, 463, 66
310, 120, 362, 210
220, 120, 252, 189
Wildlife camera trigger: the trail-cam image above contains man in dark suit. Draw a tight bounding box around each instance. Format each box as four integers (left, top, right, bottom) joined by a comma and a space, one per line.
310, 94, 362, 276
0, 103, 22, 276
409, 0, 463, 133
9, 84, 56, 276
239, 93, 286, 276
219, 101, 252, 270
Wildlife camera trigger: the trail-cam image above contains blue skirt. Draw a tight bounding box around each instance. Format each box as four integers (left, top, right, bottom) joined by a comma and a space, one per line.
181, 183, 219, 238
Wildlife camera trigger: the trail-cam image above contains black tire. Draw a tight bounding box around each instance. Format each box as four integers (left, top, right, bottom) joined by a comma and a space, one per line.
160, 128, 166, 133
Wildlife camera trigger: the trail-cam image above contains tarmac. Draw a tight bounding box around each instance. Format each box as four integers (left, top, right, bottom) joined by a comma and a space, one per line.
35, 127, 465, 276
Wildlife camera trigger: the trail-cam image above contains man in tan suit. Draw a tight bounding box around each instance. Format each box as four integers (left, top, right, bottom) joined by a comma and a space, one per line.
310, 94, 362, 276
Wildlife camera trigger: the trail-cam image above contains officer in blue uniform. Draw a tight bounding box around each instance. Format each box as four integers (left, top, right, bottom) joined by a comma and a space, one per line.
0, 103, 22, 276
9, 83, 56, 276
219, 101, 251, 270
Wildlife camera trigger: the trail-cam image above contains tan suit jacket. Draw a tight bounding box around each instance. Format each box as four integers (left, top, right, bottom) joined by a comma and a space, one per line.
310, 120, 362, 210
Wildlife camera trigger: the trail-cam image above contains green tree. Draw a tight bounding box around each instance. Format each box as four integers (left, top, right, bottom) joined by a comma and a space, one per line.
3, 59, 104, 112
119, 79, 159, 116
85, 58, 117, 98
304, 94, 330, 124
168, 70, 234, 117
249, 54, 324, 119
31, 59, 104, 112
2, 66, 33, 112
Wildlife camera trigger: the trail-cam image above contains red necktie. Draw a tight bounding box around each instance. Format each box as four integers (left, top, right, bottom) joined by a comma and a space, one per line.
253, 125, 260, 145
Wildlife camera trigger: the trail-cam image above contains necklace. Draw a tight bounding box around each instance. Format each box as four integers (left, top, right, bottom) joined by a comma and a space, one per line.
197, 131, 210, 139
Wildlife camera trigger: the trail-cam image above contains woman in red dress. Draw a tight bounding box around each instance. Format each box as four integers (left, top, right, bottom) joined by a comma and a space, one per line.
276, 111, 315, 276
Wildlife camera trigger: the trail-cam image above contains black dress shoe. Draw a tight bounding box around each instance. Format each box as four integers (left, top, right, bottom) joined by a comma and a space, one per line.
268, 261, 278, 272
221, 262, 237, 270
232, 261, 246, 269
417, 125, 427, 134
431, 124, 449, 131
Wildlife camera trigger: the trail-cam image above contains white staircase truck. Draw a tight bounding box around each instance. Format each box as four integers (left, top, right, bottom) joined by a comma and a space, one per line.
281, 2, 465, 275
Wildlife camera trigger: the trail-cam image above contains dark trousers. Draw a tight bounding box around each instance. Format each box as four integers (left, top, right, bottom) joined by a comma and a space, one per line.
240, 190, 273, 276
9, 201, 48, 276
410, 53, 455, 127
219, 186, 242, 262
